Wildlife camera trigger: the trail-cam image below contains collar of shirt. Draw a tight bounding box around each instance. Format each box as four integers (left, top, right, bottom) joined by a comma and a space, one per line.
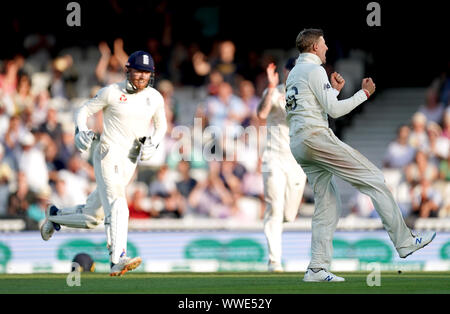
297, 53, 322, 65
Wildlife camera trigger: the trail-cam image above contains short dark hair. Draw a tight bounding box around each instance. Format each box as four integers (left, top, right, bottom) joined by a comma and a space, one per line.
296, 28, 324, 53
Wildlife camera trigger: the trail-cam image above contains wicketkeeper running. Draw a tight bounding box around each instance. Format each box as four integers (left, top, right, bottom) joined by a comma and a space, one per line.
40, 51, 167, 276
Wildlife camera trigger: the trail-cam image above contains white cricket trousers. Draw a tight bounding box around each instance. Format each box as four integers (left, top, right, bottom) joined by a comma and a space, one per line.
263, 153, 307, 266
289, 127, 413, 271
50, 142, 137, 264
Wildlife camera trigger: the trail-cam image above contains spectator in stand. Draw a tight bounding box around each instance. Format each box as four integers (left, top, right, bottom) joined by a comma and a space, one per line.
50, 172, 80, 209
148, 165, 175, 198
156, 79, 179, 126
38, 106, 63, 148
410, 178, 442, 218
238, 80, 260, 126
206, 69, 224, 97
175, 160, 198, 200
193, 40, 240, 88
383, 125, 416, 169
7, 171, 34, 218
188, 161, 236, 218
158, 192, 185, 219
56, 154, 94, 205
212, 40, 240, 87
31, 90, 51, 129
435, 64, 450, 106
26, 184, 51, 229
409, 112, 429, 150
0, 59, 19, 97
2, 115, 26, 169
220, 159, 245, 195
442, 111, 450, 140
204, 81, 247, 139
41, 133, 63, 182
418, 88, 446, 124
0, 104, 10, 140
128, 183, 156, 219
17, 132, 49, 194
405, 150, 439, 185
50, 54, 78, 99
438, 150, 450, 217
95, 39, 127, 86
148, 165, 184, 219
424, 122, 450, 167
439, 149, 450, 182
57, 123, 77, 169
174, 42, 207, 87
0, 144, 14, 216
13, 73, 34, 115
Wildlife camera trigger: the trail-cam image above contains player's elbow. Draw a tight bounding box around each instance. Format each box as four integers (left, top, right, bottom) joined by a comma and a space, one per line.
326, 103, 347, 119
326, 109, 342, 119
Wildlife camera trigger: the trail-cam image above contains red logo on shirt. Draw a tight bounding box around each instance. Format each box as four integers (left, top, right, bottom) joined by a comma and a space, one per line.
120, 94, 127, 102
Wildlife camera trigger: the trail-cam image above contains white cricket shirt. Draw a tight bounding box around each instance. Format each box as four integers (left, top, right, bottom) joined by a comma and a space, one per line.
75, 80, 167, 154
261, 84, 292, 156
285, 53, 368, 136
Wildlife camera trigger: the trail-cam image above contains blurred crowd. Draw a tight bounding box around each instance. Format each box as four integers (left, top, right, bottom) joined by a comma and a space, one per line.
0, 35, 285, 230
1, 33, 449, 230
349, 77, 450, 220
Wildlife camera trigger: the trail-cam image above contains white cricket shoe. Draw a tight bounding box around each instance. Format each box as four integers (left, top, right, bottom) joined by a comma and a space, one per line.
268, 262, 284, 272
398, 230, 436, 258
110, 256, 142, 276
303, 268, 345, 282
40, 205, 60, 241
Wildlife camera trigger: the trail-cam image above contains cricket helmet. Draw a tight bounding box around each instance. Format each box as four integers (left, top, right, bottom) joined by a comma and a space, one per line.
126, 50, 155, 72
125, 50, 156, 89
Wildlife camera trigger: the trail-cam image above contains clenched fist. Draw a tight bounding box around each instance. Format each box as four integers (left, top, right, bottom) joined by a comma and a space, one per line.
330, 72, 345, 91
362, 78, 376, 96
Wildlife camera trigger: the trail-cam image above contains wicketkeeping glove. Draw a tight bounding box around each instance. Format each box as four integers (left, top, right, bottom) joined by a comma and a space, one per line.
75, 129, 95, 152
128, 138, 143, 163
140, 137, 159, 161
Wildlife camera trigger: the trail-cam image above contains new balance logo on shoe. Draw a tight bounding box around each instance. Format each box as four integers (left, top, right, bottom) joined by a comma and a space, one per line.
416, 238, 422, 244
324, 275, 333, 281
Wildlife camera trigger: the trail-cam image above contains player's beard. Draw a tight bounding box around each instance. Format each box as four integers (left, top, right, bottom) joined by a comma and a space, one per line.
126, 73, 150, 93
132, 78, 149, 91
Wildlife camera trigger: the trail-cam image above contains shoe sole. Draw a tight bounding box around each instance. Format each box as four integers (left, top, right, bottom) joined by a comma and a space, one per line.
110, 257, 142, 277
400, 232, 436, 258
40, 206, 55, 241
303, 278, 345, 282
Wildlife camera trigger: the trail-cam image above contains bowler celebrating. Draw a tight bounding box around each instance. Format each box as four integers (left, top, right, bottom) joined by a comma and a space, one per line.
285, 29, 436, 282
257, 59, 307, 272
40, 51, 167, 276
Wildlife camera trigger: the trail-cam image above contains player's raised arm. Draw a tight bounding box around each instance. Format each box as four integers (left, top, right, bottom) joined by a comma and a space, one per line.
257, 63, 279, 120
309, 66, 372, 119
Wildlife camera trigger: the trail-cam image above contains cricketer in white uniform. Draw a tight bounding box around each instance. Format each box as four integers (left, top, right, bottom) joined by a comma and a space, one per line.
286, 29, 436, 282
40, 51, 167, 276
257, 58, 307, 272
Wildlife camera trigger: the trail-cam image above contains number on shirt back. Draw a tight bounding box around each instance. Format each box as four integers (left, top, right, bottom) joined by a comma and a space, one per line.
285, 86, 298, 112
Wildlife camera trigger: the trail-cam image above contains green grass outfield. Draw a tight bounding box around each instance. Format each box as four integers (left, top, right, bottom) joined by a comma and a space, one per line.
0, 272, 449, 294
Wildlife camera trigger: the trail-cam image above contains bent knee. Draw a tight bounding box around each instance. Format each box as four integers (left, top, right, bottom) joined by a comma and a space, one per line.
86, 216, 103, 229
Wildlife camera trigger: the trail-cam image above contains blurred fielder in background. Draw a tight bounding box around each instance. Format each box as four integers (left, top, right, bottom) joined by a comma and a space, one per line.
40, 50, 167, 276
286, 29, 436, 282
257, 58, 307, 272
